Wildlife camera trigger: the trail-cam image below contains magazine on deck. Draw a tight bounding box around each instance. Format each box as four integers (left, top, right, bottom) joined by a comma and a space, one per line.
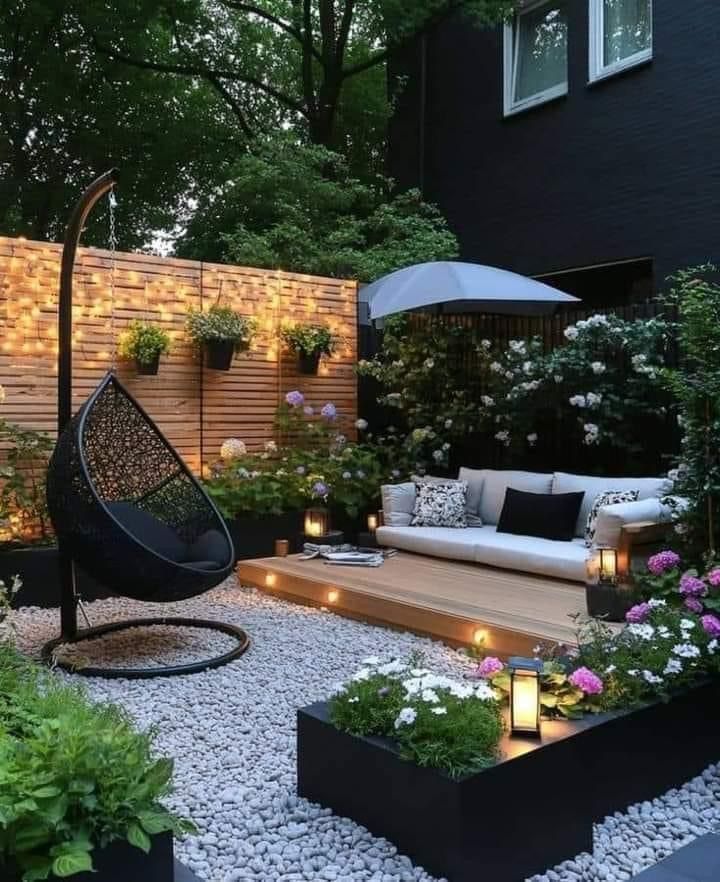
323, 551, 384, 567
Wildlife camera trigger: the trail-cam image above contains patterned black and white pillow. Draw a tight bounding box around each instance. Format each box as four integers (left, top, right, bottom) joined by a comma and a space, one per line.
585, 489, 639, 546
411, 481, 468, 528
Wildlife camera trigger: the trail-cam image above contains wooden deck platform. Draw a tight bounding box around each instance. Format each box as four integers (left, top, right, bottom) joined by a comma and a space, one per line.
237, 552, 596, 657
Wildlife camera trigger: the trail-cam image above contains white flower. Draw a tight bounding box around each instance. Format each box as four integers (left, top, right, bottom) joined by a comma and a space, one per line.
362, 656, 381, 666
444, 418, 453, 428
432, 449, 444, 462
627, 669, 639, 676
378, 659, 406, 676
664, 658, 683, 675
509, 340, 526, 353
505, 371, 514, 380
423, 358, 435, 369
527, 432, 538, 446
569, 395, 586, 408
657, 625, 672, 639
522, 361, 533, 374
394, 707, 417, 729
494, 430, 510, 446
473, 681, 497, 701
355, 418, 368, 431
586, 392, 603, 408
642, 670, 663, 685
604, 664, 616, 674
591, 362, 606, 375
648, 598, 667, 609
480, 339, 492, 350
709, 639, 719, 654
352, 668, 372, 682
490, 361, 503, 373
586, 314, 609, 326
680, 619, 696, 631
421, 689, 440, 704
264, 439, 278, 453
554, 374, 564, 383
220, 438, 246, 461
431, 706, 448, 715
628, 623, 655, 641
449, 683, 474, 700
481, 395, 495, 407
342, 471, 351, 479
672, 643, 700, 659
348, 696, 360, 704
564, 326, 579, 341
442, 442, 451, 451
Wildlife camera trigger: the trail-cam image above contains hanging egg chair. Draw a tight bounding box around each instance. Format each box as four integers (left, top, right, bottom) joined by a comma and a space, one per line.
41, 169, 249, 678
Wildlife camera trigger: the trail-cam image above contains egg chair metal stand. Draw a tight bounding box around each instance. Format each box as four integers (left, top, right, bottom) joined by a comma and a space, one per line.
42, 169, 249, 678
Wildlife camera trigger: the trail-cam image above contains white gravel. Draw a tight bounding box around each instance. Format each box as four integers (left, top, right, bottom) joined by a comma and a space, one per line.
12, 577, 720, 882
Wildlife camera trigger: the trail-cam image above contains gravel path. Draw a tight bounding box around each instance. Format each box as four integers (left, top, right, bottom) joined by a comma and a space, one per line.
13, 578, 720, 882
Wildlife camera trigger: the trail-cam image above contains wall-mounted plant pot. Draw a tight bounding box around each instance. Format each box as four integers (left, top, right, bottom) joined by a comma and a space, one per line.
297, 351, 321, 375
6, 831, 175, 882
135, 354, 160, 375
204, 340, 235, 371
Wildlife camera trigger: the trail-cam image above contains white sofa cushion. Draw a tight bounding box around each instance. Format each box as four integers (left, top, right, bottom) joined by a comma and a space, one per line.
475, 469, 553, 525
552, 472, 670, 538
593, 496, 674, 548
376, 525, 589, 582
381, 482, 416, 527
457, 467, 484, 526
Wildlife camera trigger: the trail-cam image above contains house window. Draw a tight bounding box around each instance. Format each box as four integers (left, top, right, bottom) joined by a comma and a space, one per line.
504, 1, 568, 116
589, 0, 652, 82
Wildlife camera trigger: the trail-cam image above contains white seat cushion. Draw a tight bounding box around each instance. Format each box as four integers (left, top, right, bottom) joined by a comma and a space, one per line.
552, 472, 670, 538
381, 482, 416, 527
376, 525, 589, 582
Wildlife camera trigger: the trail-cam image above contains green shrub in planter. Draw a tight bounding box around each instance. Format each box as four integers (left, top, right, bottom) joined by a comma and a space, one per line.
117, 322, 171, 375
186, 306, 256, 370
0, 645, 192, 881
280, 324, 334, 374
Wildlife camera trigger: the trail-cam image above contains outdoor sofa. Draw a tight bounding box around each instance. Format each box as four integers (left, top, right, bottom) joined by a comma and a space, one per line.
376, 469, 675, 583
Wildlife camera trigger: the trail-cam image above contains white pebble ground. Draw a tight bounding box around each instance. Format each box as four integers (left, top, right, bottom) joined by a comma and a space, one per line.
13, 579, 720, 882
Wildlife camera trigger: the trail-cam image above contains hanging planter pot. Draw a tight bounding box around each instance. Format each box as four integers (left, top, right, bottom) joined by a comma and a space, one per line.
135, 353, 160, 376
204, 339, 236, 371
297, 350, 321, 375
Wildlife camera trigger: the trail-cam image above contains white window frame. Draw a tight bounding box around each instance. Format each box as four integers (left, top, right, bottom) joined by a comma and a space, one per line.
503, 0, 569, 117
589, 0, 653, 83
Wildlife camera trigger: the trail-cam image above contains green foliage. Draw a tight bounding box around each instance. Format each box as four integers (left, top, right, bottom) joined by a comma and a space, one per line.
186, 305, 256, 352
281, 323, 334, 357
358, 311, 672, 472
661, 265, 720, 560
0, 415, 54, 545
117, 321, 171, 364
0, 645, 191, 881
177, 140, 458, 280
329, 656, 504, 779
0, 575, 21, 644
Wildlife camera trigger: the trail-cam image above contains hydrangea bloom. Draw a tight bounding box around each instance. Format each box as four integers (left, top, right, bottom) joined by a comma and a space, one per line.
286, 390, 304, 407
394, 707, 417, 729
475, 656, 504, 679
701, 615, 720, 638
679, 573, 707, 598
684, 597, 704, 614
355, 418, 368, 431
220, 438, 246, 461
303, 405, 314, 416
625, 602, 651, 624
568, 667, 604, 695
312, 481, 329, 498
321, 402, 337, 420
708, 569, 720, 588
647, 550, 681, 575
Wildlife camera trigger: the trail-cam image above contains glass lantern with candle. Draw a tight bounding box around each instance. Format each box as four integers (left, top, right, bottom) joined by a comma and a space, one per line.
304, 506, 330, 539
585, 545, 633, 622
508, 657, 543, 739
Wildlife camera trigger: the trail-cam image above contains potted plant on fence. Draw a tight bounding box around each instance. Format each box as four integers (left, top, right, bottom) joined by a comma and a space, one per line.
117, 321, 171, 376
186, 305, 256, 371
281, 323, 335, 375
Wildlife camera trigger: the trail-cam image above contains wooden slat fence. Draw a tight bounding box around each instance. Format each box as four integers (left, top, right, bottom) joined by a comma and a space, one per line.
0, 237, 358, 475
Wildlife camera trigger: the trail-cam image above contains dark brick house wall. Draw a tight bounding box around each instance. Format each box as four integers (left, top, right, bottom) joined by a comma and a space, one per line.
389, 1, 720, 290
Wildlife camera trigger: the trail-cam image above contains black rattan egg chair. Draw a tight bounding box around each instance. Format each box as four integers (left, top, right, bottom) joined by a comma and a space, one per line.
41, 169, 249, 678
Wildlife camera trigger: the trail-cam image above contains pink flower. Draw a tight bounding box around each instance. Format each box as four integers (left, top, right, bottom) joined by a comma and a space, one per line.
626, 602, 651, 624
707, 569, 720, 589
647, 550, 681, 575
685, 597, 704, 614
679, 573, 707, 598
701, 615, 720, 638
475, 657, 504, 679
568, 666, 604, 695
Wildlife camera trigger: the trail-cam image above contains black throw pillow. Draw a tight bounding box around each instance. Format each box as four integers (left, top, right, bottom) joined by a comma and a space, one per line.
496, 488, 585, 542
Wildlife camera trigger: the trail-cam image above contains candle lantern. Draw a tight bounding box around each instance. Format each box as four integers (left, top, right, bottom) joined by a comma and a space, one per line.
304, 506, 330, 538
508, 657, 543, 739
585, 546, 631, 622
274, 539, 289, 557
598, 546, 618, 585
367, 513, 378, 533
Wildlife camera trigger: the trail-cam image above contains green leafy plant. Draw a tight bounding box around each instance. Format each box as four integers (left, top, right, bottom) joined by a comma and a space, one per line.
186, 305, 256, 353
329, 655, 503, 779
280, 323, 334, 357
0, 645, 192, 881
117, 321, 171, 364
0, 574, 20, 643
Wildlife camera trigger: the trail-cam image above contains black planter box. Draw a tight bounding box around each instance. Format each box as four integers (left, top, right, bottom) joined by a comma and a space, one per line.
0, 544, 112, 609
225, 512, 304, 561
298, 683, 720, 882
6, 831, 176, 882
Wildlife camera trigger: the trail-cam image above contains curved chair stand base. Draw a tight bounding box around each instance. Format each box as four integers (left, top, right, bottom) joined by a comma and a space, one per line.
41, 617, 250, 679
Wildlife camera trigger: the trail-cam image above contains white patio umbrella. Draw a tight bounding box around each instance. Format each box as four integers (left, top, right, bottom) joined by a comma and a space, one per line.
366, 261, 580, 320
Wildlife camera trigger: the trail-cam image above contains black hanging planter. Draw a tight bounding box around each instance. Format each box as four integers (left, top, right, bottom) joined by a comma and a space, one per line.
297, 350, 321, 375
135, 354, 160, 376
204, 340, 235, 371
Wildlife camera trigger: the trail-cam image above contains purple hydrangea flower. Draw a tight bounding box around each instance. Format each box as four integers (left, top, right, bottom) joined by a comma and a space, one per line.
475, 657, 504, 679
701, 614, 720, 638
707, 568, 720, 588
321, 402, 337, 420
286, 390, 304, 408
679, 573, 707, 598
684, 597, 704, 614
626, 602, 651, 624
312, 481, 329, 498
568, 666, 604, 695
647, 550, 681, 575
303, 405, 314, 416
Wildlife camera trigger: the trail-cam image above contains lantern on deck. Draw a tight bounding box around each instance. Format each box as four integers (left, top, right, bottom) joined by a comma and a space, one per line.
598, 546, 618, 585
304, 506, 330, 539
508, 657, 543, 739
